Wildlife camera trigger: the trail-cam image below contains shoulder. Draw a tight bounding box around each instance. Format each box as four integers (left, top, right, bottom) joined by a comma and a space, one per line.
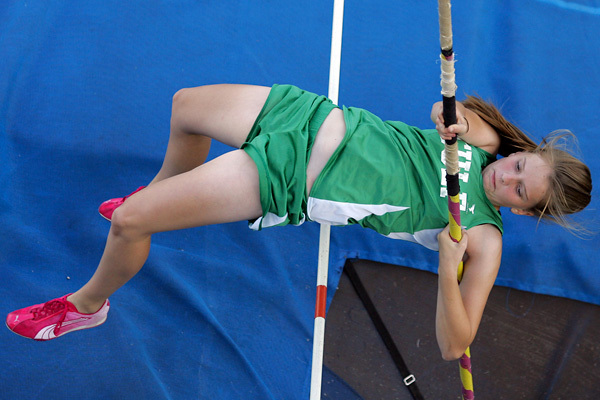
465, 224, 502, 261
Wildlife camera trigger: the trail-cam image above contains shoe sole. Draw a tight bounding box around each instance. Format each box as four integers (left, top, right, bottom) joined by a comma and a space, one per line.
5, 314, 108, 341
99, 211, 112, 222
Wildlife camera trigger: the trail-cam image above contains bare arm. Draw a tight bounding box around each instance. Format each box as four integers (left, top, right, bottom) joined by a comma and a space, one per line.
431, 101, 501, 156
435, 224, 502, 360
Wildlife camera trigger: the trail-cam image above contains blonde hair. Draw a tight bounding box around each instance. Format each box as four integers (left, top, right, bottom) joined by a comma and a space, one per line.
533, 132, 592, 232
463, 96, 592, 234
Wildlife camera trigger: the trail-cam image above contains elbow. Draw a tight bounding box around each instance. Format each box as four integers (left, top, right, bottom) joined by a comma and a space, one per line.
438, 337, 472, 361
440, 346, 467, 362
436, 321, 476, 361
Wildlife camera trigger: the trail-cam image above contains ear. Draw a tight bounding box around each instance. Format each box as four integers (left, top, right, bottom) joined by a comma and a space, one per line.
510, 208, 534, 216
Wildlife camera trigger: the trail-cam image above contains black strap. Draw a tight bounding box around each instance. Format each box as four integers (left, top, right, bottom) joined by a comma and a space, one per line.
345, 260, 425, 400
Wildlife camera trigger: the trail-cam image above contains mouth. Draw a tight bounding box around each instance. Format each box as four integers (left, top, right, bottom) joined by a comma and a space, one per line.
491, 170, 496, 190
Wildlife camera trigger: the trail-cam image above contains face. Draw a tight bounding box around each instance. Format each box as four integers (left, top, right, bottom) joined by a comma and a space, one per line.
482, 152, 552, 213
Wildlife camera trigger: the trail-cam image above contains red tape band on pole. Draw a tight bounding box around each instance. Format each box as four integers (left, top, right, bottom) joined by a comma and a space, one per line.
315, 285, 327, 319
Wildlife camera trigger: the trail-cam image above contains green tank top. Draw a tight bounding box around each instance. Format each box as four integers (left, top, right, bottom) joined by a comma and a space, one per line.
307, 106, 503, 251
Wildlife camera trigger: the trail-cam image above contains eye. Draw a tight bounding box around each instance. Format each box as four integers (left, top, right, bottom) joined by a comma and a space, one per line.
516, 161, 521, 172
517, 184, 523, 198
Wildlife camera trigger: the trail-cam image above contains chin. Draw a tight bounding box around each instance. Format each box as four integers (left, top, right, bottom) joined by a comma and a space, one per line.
481, 168, 490, 190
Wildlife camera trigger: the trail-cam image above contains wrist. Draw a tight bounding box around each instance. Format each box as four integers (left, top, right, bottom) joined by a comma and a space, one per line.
438, 261, 459, 278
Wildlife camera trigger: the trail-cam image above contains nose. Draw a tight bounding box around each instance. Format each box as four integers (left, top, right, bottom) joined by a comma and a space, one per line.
500, 172, 517, 185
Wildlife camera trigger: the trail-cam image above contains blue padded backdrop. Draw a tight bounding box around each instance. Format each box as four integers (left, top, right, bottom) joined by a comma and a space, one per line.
1, 1, 599, 399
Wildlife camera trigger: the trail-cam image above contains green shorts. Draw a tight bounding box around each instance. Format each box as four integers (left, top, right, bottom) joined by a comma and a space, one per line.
242, 84, 338, 230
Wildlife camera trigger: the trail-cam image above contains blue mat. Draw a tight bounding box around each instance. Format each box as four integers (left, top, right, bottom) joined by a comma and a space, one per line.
1, 1, 598, 399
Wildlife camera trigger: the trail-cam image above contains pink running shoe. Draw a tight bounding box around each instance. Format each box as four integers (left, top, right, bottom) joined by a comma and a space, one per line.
6, 294, 110, 341
98, 186, 145, 221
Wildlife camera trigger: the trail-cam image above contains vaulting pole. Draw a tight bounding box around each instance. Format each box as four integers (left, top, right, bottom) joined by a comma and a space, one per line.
437, 1, 474, 399
309, 1, 344, 399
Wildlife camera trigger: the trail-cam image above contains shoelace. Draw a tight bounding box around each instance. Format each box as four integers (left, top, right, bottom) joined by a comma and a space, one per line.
31, 298, 69, 335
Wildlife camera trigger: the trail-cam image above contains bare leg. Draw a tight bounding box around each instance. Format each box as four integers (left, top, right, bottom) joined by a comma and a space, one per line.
69, 85, 270, 313
71, 150, 262, 313
150, 84, 270, 184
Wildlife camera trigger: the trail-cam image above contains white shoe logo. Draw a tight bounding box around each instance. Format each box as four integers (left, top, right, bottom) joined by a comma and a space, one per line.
35, 325, 58, 340
34, 317, 90, 340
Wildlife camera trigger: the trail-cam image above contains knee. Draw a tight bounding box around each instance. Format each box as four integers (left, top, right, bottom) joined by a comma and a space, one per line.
171, 87, 206, 126
109, 203, 148, 241
170, 88, 191, 130
171, 86, 215, 134
172, 87, 191, 108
